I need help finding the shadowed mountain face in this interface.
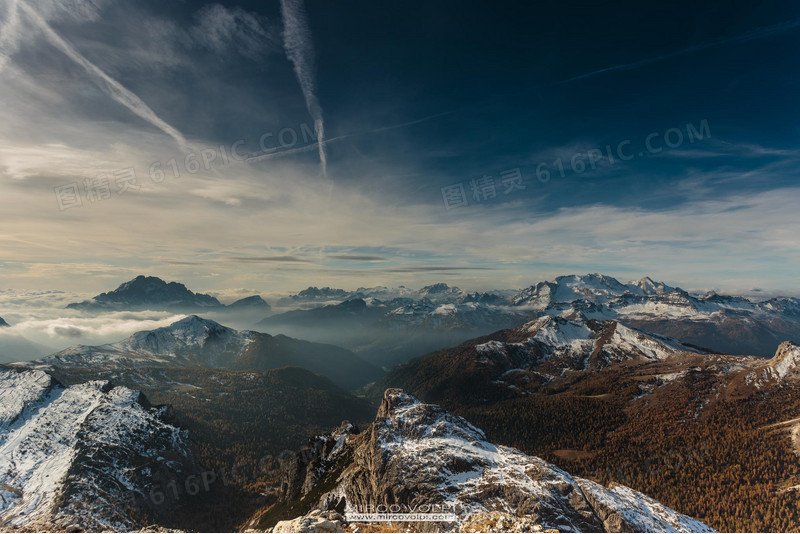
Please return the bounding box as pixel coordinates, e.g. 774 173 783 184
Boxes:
253 389 713 533
25 315 381 390
227 295 271 311
258 296 524 369
67 275 223 311
371 316 800 532
64 276 270 316
0 325 50 364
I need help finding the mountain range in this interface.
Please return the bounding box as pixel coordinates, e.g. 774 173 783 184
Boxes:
4 273 800 531
261 274 800 368
507 274 800 357
59 274 800 367
3 316 380 531
258 294 522 368
22 315 379 390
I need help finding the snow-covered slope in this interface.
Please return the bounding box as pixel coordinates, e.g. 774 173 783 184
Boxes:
477 315 705 374
369 315 715 405
17 315 380 390
508 273 800 323
578 478 713 533
263 389 713 533
0 368 198 531
384 300 519 330
509 274 800 357
511 274 696 314
119 315 250 358
27 315 254 371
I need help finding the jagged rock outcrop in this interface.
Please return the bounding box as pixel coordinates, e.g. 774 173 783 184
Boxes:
0 368 201 532
740 341 800 388
767 341 800 381
259 389 714 533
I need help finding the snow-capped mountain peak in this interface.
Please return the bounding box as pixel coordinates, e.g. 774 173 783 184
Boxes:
470 315 707 387
629 276 676 295
511 274 633 310
26 316 253 371
266 389 714 533
122 315 239 353
512 273 680 309
417 282 465 302
0 368 198 531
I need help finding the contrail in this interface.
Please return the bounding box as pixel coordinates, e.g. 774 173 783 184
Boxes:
17 1 192 153
557 17 800 85
280 0 327 179
240 111 453 165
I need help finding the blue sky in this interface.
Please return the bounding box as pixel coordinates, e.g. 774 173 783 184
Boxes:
1 0 799 294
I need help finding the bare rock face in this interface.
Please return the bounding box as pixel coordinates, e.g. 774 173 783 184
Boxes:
768 341 800 380
278 422 357 504
741 341 800 388
265 388 714 533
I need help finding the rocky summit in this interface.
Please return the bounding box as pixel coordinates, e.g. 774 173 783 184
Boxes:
254 389 714 533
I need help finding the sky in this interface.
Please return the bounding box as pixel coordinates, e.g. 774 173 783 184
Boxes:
1 0 800 296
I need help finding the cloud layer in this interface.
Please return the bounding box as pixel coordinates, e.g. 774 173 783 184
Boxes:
0 0 798 298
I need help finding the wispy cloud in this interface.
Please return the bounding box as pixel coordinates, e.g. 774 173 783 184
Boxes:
240 111 452 165
327 255 387 262
16 1 192 152
378 266 498 273
557 17 800 84
280 0 327 179
0 0 20 71
226 255 311 263
191 4 277 59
